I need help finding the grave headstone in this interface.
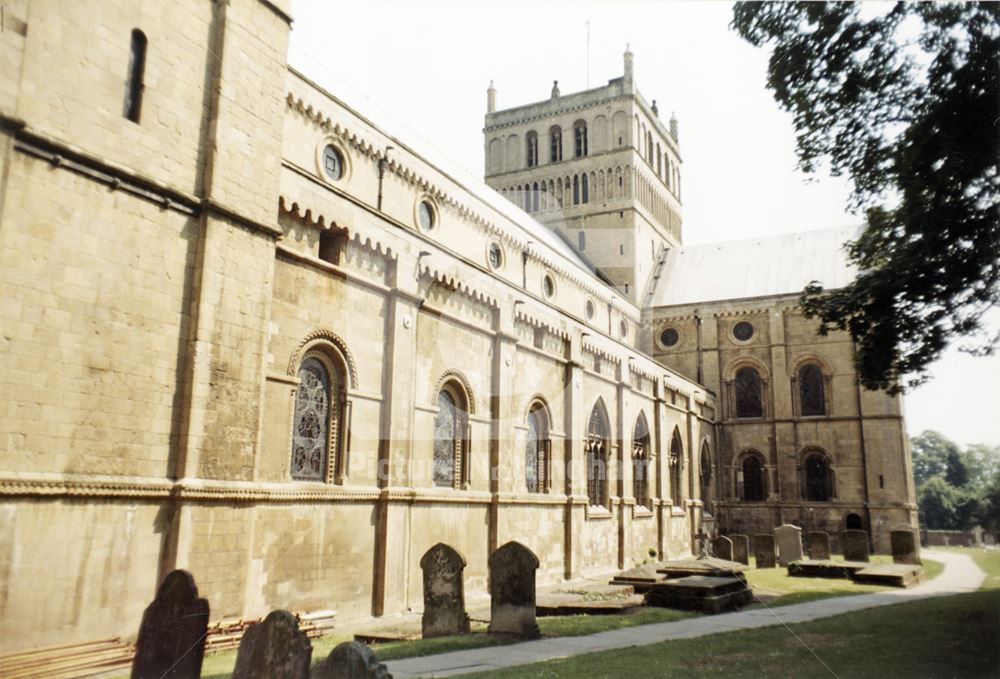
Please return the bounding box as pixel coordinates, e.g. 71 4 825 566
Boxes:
232 610 312 679
730 534 750 566
890 529 922 565
972 525 984 546
420 543 471 638
312 641 392 679
711 535 734 562
842 529 870 563
807 531 831 560
752 534 776 568
130 570 209 679
774 525 804 565
487 541 540 637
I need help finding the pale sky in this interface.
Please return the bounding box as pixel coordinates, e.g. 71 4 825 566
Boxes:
289 0 999 447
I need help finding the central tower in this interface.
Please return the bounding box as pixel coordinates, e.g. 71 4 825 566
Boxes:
484 49 683 303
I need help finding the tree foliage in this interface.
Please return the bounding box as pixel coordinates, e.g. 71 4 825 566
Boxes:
732 2 1000 393
909 430 1000 529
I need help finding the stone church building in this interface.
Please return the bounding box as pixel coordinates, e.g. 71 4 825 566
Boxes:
0 0 916 652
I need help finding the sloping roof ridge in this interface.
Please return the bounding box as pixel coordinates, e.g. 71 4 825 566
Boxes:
677 223 863 252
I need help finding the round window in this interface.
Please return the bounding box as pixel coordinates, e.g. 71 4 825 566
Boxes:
542 274 555 299
620 320 629 338
487 242 504 270
322 145 344 181
585 299 595 320
660 328 679 347
418 200 436 230
733 321 755 342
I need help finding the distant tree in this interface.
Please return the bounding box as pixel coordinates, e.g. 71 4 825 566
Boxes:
944 449 970 488
977 470 1000 531
963 443 1000 491
911 430 960 486
732 3 1000 393
918 476 960 529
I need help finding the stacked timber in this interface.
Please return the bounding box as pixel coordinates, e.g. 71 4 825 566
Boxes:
0 638 133 679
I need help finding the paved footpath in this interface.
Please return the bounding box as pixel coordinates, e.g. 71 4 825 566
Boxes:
385 550 984 678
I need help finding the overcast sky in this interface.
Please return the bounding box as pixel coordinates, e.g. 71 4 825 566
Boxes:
289 0 999 447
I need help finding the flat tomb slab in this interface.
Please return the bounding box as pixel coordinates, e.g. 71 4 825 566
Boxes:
537 599 645 616
852 564 923 588
609 564 669 592
655 558 749 582
787 560 872 579
645 576 754 614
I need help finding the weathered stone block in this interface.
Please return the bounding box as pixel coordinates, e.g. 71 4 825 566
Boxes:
712 535 733 562
730 534 750 566
842 530 870 563
752 534 776 568
131 570 209 679
807 531 831 560
774 524 804 566
420 543 471 638
487 541 539 637
232 610 311 679
890 529 921 565
312 641 392 679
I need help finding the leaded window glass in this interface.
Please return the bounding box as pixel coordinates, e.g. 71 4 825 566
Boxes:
633 416 650 508
434 390 457 487
669 429 683 502
574 121 588 157
700 444 712 510
526 411 540 493
550 127 562 162
292 357 330 480
799 364 826 416
526 132 539 167
587 406 608 507
735 367 763 418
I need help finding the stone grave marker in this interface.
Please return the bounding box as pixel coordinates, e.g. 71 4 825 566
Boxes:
232 610 312 679
487 541 540 637
890 529 922 565
420 543 471 638
711 535 734 562
131 569 210 679
807 531 831 561
774 524 804 565
842 529 870 563
972 525 984 545
752 534 776 568
312 641 392 679
730 534 750 565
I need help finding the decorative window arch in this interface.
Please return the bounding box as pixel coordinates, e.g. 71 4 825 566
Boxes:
526 131 539 168
573 175 580 205
632 413 651 509
737 450 767 501
582 173 589 203
550 126 563 162
573 119 588 157
700 440 713 512
291 348 349 483
525 399 552 493
586 400 610 508
726 359 769 420
791 357 832 417
802 449 836 501
433 379 471 489
669 426 683 504
123 29 147 122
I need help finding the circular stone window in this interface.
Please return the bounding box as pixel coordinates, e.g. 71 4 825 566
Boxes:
417 200 436 230
733 321 755 342
659 327 679 347
585 299 596 320
321 144 345 181
542 274 555 299
487 242 504 270
620 320 629 338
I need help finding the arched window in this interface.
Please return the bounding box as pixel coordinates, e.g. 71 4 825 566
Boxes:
573 175 580 205
798 363 826 416
578 231 586 251
550 126 563 162
734 366 764 418
700 442 713 511
123 29 148 122
434 384 468 489
532 182 540 212
646 132 653 163
526 403 550 493
574 120 588 157
582 174 589 203
669 427 683 504
586 403 609 507
739 453 766 501
291 355 344 481
803 451 835 501
656 144 662 176
632 414 651 509
846 513 863 530
526 131 539 168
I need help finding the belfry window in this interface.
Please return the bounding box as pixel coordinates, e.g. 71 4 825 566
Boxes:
582 174 589 203
574 121 588 157
573 176 580 205
526 132 539 168
586 404 609 508
632 415 651 509
291 356 336 481
798 363 826 416
123 29 147 122
734 366 764 418
550 126 563 162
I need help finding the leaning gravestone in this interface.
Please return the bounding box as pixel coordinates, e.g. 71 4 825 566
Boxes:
890 529 922 565
842 529 871 563
232 610 312 679
131 569 209 679
420 543 471 638
730 534 750 566
711 535 734 562
487 541 540 637
312 641 392 679
774 525 804 565
752 534 776 568
807 531 831 560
